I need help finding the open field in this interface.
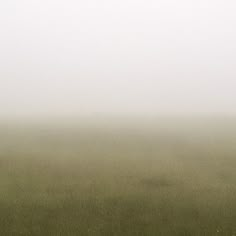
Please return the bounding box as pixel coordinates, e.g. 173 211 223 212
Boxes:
0 119 236 235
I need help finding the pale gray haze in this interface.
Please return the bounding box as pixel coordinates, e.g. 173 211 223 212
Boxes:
1 0 236 118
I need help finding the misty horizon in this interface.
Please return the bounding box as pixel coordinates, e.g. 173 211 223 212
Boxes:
1 0 236 118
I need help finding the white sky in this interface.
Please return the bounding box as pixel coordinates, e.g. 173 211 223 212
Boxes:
0 0 236 118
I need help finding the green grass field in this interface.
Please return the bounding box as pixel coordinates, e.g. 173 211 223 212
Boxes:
0 119 236 235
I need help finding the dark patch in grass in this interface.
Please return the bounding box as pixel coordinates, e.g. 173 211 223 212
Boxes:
140 177 176 189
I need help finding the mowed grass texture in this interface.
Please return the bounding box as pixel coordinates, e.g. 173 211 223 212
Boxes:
0 119 236 235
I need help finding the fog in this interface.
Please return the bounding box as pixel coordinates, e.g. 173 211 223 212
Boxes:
1 0 236 118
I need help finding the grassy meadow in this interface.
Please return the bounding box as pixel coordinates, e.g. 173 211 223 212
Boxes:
0 118 236 235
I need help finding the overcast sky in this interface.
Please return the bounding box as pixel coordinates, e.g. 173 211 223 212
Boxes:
0 0 236 118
